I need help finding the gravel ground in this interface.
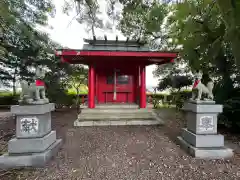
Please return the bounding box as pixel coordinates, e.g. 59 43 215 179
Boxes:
0 108 240 180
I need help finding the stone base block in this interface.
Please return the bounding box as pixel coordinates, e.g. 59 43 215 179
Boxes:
186 112 218 135
8 131 56 154
188 100 216 104
183 101 223 113
11 103 55 115
182 128 224 148
177 136 233 159
0 139 62 169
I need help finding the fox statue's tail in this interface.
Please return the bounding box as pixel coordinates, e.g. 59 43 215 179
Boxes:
207 81 214 92
20 80 29 94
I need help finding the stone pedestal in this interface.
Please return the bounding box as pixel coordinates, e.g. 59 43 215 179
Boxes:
0 103 62 169
177 100 233 159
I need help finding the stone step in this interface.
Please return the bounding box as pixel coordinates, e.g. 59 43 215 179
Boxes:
79 113 155 120
94 104 139 109
74 119 161 126
81 108 151 114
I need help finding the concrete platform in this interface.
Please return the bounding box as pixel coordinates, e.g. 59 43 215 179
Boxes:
0 139 62 169
177 136 233 159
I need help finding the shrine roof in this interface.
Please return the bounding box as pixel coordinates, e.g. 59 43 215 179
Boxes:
82 35 149 52
55 35 179 65
84 35 146 46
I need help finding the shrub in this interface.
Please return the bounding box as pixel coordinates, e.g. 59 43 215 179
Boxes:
147 93 168 108
218 96 240 132
171 90 192 109
0 92 20 106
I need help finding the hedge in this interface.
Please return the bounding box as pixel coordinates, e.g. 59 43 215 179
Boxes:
0 91 87 107
0 92 20 106
147 90 192 109
0 90 192 108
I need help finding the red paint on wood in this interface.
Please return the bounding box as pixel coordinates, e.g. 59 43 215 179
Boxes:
88 66 95 108
61 56 66 63
95 63 137 104
57 49 177 108
140 66 146 108
82 96 84 104
58 50 178 58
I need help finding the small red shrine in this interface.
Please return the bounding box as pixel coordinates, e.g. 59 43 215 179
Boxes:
55 36 178 109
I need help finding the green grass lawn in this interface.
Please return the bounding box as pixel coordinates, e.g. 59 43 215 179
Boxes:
67 84 88 95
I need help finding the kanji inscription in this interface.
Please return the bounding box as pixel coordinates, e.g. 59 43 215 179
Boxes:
199 116 214 132
20 117 39 134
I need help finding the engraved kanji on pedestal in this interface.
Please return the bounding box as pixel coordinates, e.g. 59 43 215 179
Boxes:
199 116 214 132
20 117 39 135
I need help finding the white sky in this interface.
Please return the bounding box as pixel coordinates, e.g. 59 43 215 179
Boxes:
44 0 159 90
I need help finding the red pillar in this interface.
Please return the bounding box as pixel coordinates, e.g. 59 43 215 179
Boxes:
140 65 146 108
136 66 139 106
88 65 95 108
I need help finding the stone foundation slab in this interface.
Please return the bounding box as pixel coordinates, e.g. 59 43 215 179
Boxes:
8 131 56 154
0 139 62 169
182 128 224 148
177 136 233 159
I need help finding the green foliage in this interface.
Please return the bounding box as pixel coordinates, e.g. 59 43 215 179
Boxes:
0 0 56 91
148 92 166 108
217 0 240 69
63 0 104 36
158 75 192 92
60 64 88 112
119 0 170 49
0 92 19 105
0 90 87 108
171 90 192 109
118 0 240 130
218 89 240 132
147 90 192 109
155 60 193 92
167 0 240 129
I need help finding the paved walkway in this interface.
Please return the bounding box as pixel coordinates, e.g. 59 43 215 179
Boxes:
1 109 240 180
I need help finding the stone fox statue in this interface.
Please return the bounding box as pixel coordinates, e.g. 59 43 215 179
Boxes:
191 71 214 101
19 67 49 104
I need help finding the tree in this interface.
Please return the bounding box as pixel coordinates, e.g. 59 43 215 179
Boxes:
66 65 88 113
165 0 240 128
216 0 240 69
0 0 55 93
119 0 171 49
63 0 104 36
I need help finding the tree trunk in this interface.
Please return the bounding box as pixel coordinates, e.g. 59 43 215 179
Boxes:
76 89 80 114
12 68 17 96
91 25 95 37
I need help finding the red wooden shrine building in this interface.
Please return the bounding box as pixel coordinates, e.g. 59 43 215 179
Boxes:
55 36 178 109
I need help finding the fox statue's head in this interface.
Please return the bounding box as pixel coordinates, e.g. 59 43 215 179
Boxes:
194 70 203 81
35 66 46 79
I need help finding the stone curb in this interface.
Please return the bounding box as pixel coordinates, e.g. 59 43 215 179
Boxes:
74 120 160 127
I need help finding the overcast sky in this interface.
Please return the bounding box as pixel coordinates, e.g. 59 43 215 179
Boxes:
44 0 159 90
